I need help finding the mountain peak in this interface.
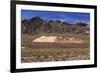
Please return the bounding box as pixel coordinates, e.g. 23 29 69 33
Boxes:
30 16 43 22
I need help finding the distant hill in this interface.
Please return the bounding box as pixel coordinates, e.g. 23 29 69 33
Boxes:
21 16 89 35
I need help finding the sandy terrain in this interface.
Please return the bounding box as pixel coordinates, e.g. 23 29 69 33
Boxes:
32 35 84 43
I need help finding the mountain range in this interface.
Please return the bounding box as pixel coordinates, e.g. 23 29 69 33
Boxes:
21 16 89 35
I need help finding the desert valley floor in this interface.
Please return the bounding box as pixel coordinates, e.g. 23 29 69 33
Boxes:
21 33 90 63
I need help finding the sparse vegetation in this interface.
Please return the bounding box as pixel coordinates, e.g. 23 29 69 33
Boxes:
21 16 90 63
21 33 90 63
21 48 89 63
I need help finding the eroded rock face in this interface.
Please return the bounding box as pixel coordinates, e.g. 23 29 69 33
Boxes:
22 16 89 35
32 35 84 43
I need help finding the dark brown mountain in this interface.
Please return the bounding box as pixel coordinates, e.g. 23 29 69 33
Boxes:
21 16 89 35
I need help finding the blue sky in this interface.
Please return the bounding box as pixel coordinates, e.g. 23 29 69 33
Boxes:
21 10 90 24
